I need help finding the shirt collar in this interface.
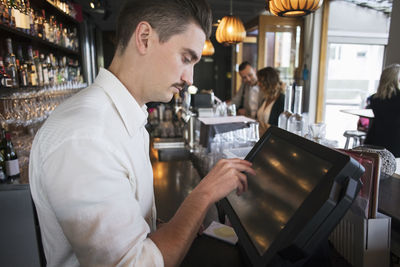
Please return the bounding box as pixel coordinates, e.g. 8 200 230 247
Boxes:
93 68 148 137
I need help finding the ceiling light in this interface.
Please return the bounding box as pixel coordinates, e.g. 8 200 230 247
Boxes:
202 40 215 56
216 16 246 45
266 0 323 17
215 0 246 45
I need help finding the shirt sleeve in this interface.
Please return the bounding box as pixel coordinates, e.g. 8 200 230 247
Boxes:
231 84 245 108
42 137 164 267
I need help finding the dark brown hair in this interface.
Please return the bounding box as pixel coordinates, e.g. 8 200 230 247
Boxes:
239 61 252 71
257 67 283 100
116 0 212 53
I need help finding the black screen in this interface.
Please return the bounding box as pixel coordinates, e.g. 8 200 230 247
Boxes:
227 134 333 256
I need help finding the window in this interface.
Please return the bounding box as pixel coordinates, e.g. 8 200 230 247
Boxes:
324 43 384 146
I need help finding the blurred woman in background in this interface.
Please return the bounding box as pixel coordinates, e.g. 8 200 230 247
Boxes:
364 64 400 157
256 67 285 135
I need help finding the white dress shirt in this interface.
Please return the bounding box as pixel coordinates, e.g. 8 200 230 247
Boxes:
29 68 164 267
231 83 261 118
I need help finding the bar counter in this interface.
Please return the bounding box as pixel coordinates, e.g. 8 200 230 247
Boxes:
151 139 400 266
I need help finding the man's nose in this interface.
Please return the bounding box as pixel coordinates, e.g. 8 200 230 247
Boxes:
181 66 194 86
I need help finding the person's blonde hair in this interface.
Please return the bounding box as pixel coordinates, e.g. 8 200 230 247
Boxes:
374 64 400 100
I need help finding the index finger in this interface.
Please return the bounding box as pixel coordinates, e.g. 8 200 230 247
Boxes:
230 161 256 176
225 158 253 166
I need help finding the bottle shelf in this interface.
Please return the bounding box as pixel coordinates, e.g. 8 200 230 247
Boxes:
0 24 79 56
44 0 79 25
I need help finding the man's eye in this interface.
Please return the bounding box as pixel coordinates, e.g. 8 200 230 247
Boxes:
183 57 191 63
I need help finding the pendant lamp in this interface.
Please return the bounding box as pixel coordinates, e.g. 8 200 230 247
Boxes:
215 0 246 45
267 0 323 17
202 40 215 56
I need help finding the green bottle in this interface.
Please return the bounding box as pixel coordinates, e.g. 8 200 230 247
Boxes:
4 132 20 184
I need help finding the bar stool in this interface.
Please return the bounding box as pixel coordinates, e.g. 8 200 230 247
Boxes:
343 130 366 149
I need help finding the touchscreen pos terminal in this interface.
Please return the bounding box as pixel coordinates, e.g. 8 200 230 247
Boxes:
220 126 364 267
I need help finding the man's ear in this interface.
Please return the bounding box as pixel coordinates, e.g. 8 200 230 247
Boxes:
134 21 153 55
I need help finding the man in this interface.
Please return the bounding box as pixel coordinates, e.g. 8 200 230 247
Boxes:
29 0 254 266
230 61 262 118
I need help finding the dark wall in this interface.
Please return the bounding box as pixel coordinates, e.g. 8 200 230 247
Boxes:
193 35 232 101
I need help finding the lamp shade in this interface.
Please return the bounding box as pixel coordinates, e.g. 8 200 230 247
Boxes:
267 0 323 17
202 40 215 56
215 15 246 45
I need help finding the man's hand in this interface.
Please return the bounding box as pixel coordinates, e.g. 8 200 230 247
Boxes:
150 158 255 267
194 158 255 204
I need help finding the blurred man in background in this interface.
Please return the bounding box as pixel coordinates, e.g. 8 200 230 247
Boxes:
230 61 262 118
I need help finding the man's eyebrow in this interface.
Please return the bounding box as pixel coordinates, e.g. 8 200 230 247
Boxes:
182 48 199 62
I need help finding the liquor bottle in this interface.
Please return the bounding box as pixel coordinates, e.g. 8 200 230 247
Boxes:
16 45 27 87
2 0 10 26
20 0 29 33
41 53 49 85
288 86 306 136
77 66 82 84
53 18 58 44
55 56 62 84
33 10 39 37
49 54 56 85
4 132 20 184
34 50 43 86
0 57 13 88
5 38 19 88
68 57 76 82
278 84 293 130
37 11 43 39
20 62 28 87
27 0 34 35
58 56 66 83
48 15 55 42
54 55 59 85
13 0 22 30
52 19 58 44
42 9 49 41
27 46 37 86
62 56 68 82
46 55 54 86
59 23 64 47
7 0 16 28
16 44 23 62
70 27 78 50
17 59 28 87
55 23 61 45
63 27 68 48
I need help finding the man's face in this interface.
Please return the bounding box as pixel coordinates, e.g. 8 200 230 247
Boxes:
143 23 205 103
239 65 257 86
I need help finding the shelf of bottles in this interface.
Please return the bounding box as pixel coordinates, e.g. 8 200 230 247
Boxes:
0 0 80 53
46 0 79 22
0 37 86 184
1 37 85 91
0 0 85 184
